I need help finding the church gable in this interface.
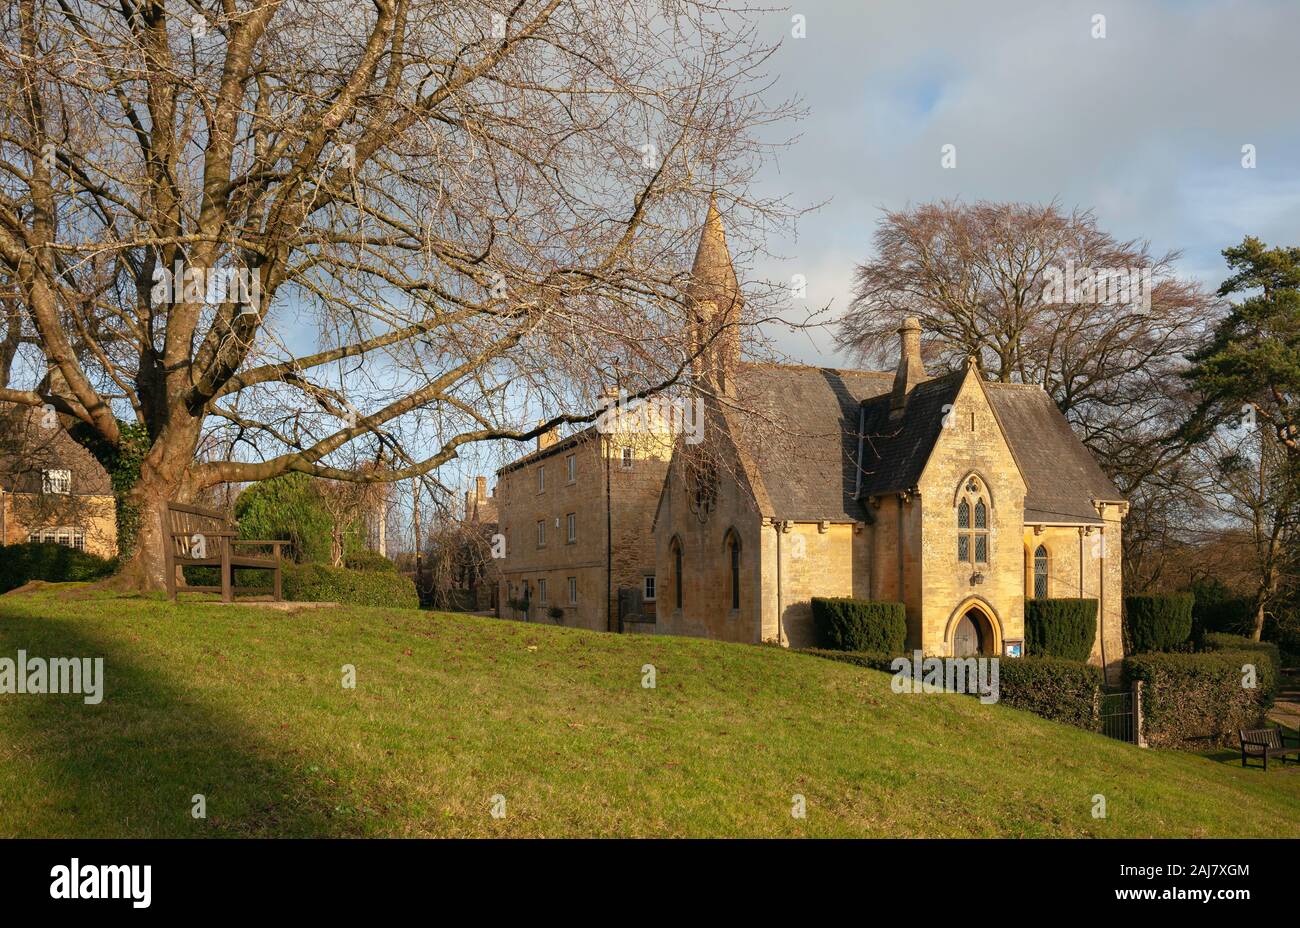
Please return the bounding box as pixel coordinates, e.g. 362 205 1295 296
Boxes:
915 366 1029 506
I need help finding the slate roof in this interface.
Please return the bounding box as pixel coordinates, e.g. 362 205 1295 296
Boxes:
984 382 1124 523
855 372 965 499
722 366 1124 525
720 364 893 521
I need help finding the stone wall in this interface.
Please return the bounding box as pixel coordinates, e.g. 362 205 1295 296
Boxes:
759 521 869 648
866 494 923 647
1023 513 1125 681
495 422 670 633
654 447 763 643
2 491 118 559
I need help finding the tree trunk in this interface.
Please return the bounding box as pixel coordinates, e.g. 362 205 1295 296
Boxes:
106 424 203 592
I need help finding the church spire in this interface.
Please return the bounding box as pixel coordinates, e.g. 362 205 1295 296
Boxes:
687 191 741 394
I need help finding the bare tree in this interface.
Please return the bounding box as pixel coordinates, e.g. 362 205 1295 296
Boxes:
837 200 1220 585
315 457 387 564
1188 426 1299 641
0 0 798 588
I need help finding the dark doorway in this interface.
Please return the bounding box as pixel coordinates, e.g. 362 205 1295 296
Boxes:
953 612 983 656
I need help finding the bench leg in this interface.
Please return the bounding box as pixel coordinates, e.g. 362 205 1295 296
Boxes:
220 543 232 604
273 566 282 602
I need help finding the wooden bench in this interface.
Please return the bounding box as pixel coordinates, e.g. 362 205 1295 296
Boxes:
1239 726 1300 771
162 501 285 603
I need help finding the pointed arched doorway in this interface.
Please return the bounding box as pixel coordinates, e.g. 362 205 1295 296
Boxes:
953 612 982 656
945 600 1001 657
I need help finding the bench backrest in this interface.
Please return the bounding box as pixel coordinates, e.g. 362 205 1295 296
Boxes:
164 502 233 558
1241 728 1282 749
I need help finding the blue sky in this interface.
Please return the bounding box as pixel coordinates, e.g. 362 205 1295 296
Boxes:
741 0 1300 365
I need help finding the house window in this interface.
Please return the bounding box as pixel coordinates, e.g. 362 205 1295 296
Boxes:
566 512 576 543
727 533 741 610
29 527 83 548
536 520 546 547
1033 545 1049 599
566 454 576 483
42 469 71 495
567 577 577 604
538 578 548 603
957 478 990 564
644 576 656 601
672 539 683 609
621 447 633 469
538 465 545 492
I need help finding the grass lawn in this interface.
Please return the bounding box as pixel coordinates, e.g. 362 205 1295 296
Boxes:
1 584 1297 838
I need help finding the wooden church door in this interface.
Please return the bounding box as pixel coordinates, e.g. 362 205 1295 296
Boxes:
953 614 981 656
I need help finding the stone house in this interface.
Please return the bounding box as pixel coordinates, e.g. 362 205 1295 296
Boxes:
0 404 118 558
493 413 674 632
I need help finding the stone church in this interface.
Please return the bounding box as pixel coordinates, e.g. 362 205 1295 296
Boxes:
495 196 1128 679
654 197 1128 677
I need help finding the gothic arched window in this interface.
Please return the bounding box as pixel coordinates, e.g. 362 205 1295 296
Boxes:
724 530 741 610
672 538 684 609
1033 544 1049 599
957 478 990 564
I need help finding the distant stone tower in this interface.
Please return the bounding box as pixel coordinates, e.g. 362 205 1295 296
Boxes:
686 192 742 396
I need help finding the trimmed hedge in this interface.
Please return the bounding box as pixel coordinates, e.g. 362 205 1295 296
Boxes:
344 551 397 573
1024 598 1097 660
282 562 418 609
997 657 1104 731
1125 650 1276 749
811 597 907 652
1201 633 1281 703
1124 593 1194 653
0 542 116 593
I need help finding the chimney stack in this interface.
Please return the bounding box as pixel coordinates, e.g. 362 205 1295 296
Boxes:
890 317 927 413
466 475 490 521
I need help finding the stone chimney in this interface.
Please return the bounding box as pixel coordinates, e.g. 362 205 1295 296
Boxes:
476 475 487 501
536 421 558 451
890 317 926 412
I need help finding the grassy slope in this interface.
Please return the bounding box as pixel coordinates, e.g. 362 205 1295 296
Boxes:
0 586 1296 838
